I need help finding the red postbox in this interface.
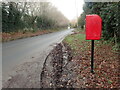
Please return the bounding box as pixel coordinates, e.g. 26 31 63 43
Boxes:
85 14 102 73
86 15 102 40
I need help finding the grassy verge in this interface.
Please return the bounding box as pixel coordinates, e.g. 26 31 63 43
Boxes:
63 29 119 88
1 28 66 42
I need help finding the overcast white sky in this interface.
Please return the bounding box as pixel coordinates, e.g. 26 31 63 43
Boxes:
51 0 85 21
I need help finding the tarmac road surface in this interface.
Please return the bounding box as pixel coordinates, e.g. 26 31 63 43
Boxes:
2 29 74 82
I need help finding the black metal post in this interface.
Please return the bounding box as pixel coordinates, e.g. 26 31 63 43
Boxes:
91 40 94 73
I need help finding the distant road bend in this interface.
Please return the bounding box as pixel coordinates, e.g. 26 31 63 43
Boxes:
2 29 74 81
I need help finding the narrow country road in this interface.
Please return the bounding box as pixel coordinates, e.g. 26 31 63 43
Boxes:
2 29 74 82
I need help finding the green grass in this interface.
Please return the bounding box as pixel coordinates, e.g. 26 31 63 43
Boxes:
64 34 85 44
63 32 86 52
